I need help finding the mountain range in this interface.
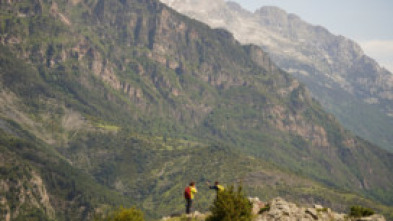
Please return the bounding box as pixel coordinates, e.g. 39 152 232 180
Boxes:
1 0 393 220
160 0 393 152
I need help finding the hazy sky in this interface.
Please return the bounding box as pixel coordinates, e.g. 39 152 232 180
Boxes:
228 0 393 72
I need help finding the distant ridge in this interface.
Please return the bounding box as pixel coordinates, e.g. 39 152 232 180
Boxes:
160 0 393 152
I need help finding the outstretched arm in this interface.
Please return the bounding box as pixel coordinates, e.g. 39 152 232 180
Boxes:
209 186 218 190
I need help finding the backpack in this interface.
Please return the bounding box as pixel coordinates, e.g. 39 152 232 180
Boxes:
184 186 191 199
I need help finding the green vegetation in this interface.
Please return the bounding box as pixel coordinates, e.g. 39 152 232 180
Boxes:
207 185 253 221
316 207 328 213
97 207 145 221
0 130 132 221
162 216 205 221
349 206 375 218
258 204 270 214
306 77 393 152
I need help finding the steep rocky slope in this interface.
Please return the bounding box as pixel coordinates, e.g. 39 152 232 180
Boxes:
160 0 393 152
1 0 393 220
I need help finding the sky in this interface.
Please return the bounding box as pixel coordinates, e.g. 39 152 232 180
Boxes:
228 0 393 72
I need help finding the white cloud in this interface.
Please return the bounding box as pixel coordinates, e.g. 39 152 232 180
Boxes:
359 40 393 73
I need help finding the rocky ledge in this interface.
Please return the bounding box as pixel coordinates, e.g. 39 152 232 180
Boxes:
163 197 386 221
253 197 385 221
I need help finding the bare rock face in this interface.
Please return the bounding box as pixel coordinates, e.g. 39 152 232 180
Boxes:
0 169 55 221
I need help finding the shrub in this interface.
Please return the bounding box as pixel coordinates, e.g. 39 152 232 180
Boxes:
316 207 328 213
349 205 374 218
206 185 252 221
163 216 201 221
258 204 270 214
98 207 144 221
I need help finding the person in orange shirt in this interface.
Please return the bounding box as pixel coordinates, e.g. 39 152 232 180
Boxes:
184 181 197 214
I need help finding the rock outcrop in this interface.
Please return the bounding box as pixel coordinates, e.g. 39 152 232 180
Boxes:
253 197 386 221
161 197 386 221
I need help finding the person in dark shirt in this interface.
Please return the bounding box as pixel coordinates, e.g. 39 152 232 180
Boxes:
207 181 224 196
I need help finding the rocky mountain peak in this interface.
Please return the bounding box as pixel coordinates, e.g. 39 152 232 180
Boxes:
162 0 226 13
226 1 251 15
254 6 288 19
